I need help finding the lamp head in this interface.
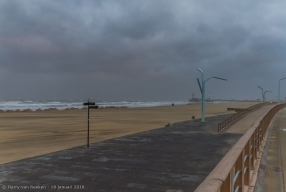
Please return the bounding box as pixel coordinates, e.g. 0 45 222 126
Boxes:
213 76 227 81
197 68 203 73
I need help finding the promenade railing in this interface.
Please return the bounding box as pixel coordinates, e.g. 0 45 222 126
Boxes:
218 103 265 132
195 103 286 192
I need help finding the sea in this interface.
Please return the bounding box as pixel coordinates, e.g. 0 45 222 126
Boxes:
0 100 190 111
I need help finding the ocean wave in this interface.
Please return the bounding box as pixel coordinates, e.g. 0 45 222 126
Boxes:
0 100 188 111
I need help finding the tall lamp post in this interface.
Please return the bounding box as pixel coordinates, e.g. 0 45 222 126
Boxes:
257 86 264 103
278 77 286 104
197 68 227 122
263 91 272 103
257 86 272 103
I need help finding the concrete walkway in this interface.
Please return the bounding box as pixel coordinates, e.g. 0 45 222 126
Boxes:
0 114 244 192
227 105 274 134
0 105 277 192
255 108 286 192
278 109 286 192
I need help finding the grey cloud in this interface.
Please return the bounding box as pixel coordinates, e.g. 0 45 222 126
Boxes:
0 0 286 100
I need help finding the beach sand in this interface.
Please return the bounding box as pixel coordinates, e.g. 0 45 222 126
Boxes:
0 102 257 164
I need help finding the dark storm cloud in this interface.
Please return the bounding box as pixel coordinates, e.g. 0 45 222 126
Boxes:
0 0 286 100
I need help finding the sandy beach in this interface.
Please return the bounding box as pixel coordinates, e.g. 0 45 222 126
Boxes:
0 102 257 164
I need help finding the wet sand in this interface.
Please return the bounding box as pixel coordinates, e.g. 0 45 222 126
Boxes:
0 102 257 164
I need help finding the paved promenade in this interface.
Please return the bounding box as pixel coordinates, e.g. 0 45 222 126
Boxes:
255 108 286 192
0 104 278 192
226 105 274 134
0 114 244 192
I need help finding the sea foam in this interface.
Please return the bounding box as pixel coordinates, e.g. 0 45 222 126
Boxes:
0 100 188 111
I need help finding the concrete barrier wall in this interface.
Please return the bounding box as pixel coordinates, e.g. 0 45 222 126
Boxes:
195 104 286 192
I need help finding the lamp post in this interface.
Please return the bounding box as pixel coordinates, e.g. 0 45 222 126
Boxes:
278 77 286 104
257 86 264 103
197 68 227 122
263 91 272 103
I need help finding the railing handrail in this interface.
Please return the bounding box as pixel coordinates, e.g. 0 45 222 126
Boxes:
196 104 286 192
218 103 266 132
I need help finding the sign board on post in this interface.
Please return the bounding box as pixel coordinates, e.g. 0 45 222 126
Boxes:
83 99 97 148
83 102 95 106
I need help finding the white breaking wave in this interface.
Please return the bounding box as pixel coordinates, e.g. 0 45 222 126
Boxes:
0 100 188 111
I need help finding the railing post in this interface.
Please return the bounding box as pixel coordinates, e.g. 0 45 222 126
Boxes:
231 167 235 192
250 134 254 170
244 141 250 186
258 124 262 154
254 129 258 160
263 120 267 140
234 151 244 192
221 173 231 192
257 127 260 158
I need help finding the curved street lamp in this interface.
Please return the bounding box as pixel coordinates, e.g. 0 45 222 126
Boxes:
257 86 272 103
263 91 272 103
278 77 286 104
197 68 227 122
257 86 264 103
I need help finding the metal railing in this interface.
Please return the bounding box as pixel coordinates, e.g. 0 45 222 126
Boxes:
195 103 286 192
218 103 265 132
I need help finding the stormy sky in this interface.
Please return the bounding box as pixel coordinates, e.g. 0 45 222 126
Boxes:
0 0 286 101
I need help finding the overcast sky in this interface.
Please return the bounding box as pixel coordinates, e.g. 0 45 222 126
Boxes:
0 0 286 101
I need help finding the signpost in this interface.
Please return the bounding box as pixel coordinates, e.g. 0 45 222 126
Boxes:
83 99 97 148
